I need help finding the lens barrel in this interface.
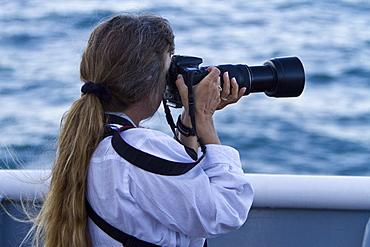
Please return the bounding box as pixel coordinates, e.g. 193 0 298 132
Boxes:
217 56 305 97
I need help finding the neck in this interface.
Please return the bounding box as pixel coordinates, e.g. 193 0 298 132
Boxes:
123 100 156 126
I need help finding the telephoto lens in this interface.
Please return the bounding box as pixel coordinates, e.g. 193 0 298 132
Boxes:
217 56 305 97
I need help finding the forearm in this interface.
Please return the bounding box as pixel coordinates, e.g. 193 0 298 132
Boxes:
194 111 220 145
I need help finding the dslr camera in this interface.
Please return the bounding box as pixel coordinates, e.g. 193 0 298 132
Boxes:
164 55 305 108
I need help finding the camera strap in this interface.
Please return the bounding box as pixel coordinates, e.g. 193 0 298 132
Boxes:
184 71 207 156
86 199 159 247
87 196 207 246
163 100 199 161
86 114 208 246
162 70 207 162
105 114 204 175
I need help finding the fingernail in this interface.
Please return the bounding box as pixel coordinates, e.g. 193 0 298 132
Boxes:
225 71 229 77
232 77 237 83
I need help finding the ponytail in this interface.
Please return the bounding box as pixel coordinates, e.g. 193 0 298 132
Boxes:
33 94 104 247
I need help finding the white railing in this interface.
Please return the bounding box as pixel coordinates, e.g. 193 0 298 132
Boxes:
246 173 370 210
1 170 370 210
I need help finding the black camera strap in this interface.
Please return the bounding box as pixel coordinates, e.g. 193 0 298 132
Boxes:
162 70 207 162
86 114 210 246
86 199 159 247
163 100 198 161
105 114 203 175
87 114 208 246
87 198 207 247
184 71 207 156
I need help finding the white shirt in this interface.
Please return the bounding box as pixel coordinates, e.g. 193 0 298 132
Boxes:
87 114 254 247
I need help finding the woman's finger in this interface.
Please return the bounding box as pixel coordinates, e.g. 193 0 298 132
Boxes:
221 72 231 100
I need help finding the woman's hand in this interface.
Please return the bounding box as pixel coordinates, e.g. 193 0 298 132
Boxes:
176 67 221 113
193 67 223 118
175 67 222 145
175 66 221 122
217 72 246 110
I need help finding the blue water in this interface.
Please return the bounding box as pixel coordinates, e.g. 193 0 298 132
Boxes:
1 0 369 175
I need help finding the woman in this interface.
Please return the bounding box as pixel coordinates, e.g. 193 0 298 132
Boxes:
32 13 254 247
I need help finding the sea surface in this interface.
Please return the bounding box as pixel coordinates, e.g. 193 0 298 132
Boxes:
0 0 369 175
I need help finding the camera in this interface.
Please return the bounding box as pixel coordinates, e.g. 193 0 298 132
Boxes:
164 55 305 108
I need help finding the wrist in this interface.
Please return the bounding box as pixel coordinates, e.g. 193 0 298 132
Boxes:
180 111 192 128
177 115 196 137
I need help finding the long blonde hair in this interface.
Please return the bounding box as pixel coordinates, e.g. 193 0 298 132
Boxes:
31 13 174 247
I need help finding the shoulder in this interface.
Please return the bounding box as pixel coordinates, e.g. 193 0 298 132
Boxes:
120 128 194 163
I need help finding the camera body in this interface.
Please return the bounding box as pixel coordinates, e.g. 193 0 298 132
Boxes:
164 55 305 108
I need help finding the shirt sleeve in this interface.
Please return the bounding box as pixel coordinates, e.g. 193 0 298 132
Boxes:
126 131 254 238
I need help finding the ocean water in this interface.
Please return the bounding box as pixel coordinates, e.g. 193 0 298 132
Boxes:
0 0 369 175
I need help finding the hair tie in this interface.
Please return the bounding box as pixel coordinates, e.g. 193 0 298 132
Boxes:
81 81 111 100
